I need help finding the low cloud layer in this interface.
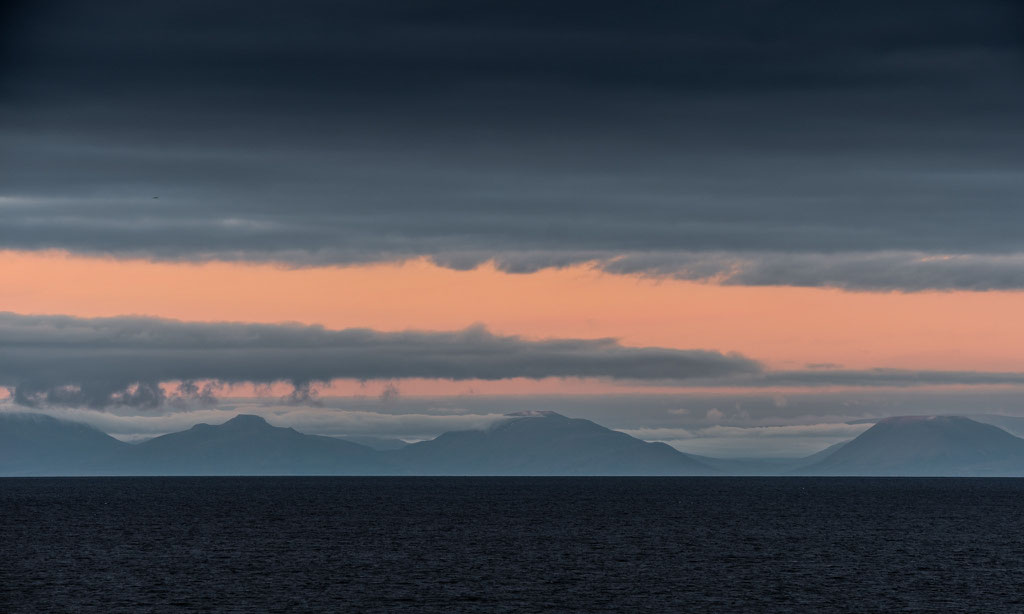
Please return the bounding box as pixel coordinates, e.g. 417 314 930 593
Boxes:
623 423 875 442
622 423 874 458
0 312 759 408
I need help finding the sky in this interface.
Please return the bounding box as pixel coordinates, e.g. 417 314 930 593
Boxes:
2 1 1024 456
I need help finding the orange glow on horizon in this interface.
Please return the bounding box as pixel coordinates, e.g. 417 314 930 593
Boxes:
3 250 1024 382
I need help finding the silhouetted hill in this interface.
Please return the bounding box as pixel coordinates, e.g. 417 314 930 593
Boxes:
0 413 129 476
395 411 713 475
802 416 1024 476
128 414 395 475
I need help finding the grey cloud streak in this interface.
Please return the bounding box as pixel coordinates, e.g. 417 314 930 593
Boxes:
729 370 1024 388
598 251 1024 291
2 1 1023 290
0 312 759 409
4 312 1024 411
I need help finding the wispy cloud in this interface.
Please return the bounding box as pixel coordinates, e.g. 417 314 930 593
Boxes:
623 423 873 458
623 423 872 442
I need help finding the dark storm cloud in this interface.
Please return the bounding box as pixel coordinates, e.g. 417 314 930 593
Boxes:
0 312 760 408
2 1 1023 289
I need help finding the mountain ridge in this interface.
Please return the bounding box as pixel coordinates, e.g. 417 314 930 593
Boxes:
0 412 129 476
4 411 1024 476
125 414 394 475
802 415 1024 476
395 411 713 475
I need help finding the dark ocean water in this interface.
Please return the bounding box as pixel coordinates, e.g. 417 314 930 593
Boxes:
3 477 1024 613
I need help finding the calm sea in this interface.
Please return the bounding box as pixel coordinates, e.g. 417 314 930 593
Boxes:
3 477 1024 613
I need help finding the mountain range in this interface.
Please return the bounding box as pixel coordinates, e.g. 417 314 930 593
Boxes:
5 410 1024 476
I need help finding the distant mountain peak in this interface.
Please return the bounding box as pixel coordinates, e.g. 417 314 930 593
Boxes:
504 410 566 418
221 414 272 427
803 414 1024 476
399 408 710 475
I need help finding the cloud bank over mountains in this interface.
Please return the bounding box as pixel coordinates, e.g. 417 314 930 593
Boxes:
5 312 1024 411
0 312 760 408
3 1 1023 290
